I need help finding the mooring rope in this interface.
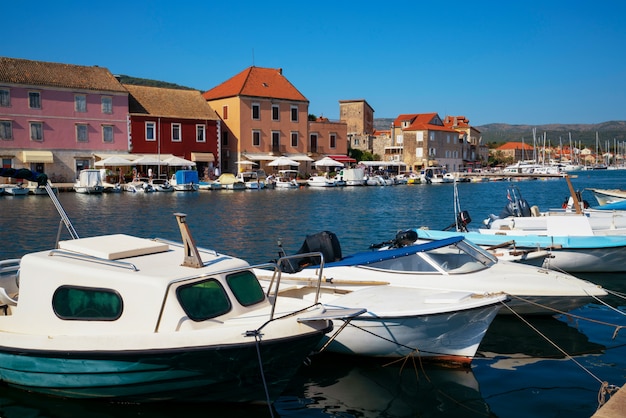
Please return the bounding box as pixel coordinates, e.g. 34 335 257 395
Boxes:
251 329 275 418
500 301 621 409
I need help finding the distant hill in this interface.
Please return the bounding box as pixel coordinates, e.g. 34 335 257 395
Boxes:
374 119 626 149
116 75 198 91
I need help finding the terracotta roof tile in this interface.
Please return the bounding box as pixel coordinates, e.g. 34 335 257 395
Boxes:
394 112 457 133
497 142 535 150
203 66 308 102
0 56 127 92
125 84 219 120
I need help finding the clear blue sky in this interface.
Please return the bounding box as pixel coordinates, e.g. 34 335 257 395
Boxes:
4 1 625 126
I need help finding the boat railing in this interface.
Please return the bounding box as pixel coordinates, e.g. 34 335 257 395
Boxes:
47 249 139 271
264 252 326 305
0 259 20 277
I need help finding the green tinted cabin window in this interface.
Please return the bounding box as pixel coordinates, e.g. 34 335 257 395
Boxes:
177 279 231 321
53 286 122 321
226 271 265 306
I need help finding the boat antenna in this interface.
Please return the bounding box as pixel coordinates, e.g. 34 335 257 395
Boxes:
174 213 203 268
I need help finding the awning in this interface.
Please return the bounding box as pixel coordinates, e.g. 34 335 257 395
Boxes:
328 154 356 163
241 153 275 161
21 150 54 163
285 153 314 162
191 152 215 162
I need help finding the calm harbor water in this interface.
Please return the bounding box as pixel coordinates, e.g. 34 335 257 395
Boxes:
0 170 625 417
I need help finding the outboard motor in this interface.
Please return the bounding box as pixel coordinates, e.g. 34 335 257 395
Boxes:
443 210 472 232
392 229 418 247
280 231 342 273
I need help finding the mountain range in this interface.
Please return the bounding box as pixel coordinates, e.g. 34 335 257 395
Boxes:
374 119 626 149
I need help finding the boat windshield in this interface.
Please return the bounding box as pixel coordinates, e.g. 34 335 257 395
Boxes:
422 239 496 273
363 239 496 274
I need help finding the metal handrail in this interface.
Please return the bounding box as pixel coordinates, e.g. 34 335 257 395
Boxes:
47 249 138 271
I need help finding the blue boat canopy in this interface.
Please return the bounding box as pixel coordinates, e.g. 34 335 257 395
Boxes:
325 236 464 267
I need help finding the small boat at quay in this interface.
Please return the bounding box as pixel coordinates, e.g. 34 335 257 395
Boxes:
587 187 626 206
260 271 506 363
274 170 300 189
0 169 363 404
1 183 29 195
307 174 336 187
483 181 626 236
264 231 607 316
123 179 155 193
420 166 454 184
236 171 266 189
170 170 199 191
215 173 246 190
409 228 626 273
73 169 104 194
151 178 174 192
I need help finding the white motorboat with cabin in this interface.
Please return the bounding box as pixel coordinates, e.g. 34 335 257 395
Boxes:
73 169 104 194
0 168 363 404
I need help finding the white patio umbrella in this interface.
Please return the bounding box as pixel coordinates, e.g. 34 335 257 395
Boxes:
163 155 196 167
131 155 169 166
94 156 135 167
268 156 300 167
235 160 258 166
314 157 344 168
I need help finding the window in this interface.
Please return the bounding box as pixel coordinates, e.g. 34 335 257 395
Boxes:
0 89 10 107
310 133 318 152
290 132 298 147
0 121 12 140
177 279 231 321
272 131 280 150
76 124 88 142
2 158 12 168
226 271 265 306
28 91 41 109
172 123 181 142
272 104 279 121
53 286 123 321
252 130 261 146
30 122 43 141
75 159 91 171
75 95 87 112
102 125 113 143
222 131 228 146
222 105 228 120
252 103 260 120
290 106 298 122
146 122 155 141
330 133 337 148
196 124 206 142
101 96 112 114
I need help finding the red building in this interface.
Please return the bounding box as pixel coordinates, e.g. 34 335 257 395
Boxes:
125 84 220 176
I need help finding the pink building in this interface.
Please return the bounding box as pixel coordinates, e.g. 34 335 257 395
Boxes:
0 57 129 182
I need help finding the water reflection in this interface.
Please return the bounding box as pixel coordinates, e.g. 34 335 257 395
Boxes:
275 354 491 418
